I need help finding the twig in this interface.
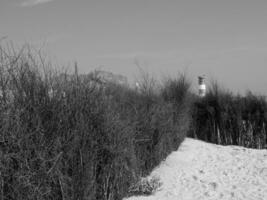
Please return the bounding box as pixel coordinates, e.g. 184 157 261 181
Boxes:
0 171 3 200
58 176 66 200
47 152 63 175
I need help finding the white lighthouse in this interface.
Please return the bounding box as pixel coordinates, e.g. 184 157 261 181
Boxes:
198 76 206 97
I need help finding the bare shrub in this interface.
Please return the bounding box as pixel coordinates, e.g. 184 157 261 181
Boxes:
0 44 192 200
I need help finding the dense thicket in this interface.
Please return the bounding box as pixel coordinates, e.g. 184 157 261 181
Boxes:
191 82 267 149
0 45 191 200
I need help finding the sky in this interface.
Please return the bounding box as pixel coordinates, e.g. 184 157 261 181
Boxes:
1 0 267 94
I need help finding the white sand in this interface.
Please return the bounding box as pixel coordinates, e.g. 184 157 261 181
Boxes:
126 138 267 200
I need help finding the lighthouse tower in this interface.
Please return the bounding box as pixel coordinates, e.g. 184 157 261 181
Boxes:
198 76 206 97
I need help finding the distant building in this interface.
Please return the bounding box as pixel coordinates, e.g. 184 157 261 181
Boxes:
94 70 128 85
198 76 206 97
57 70 128 86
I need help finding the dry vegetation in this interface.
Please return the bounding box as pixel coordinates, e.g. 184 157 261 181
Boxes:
0 45 190 200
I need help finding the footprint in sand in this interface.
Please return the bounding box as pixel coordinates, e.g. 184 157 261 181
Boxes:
209 182 217 190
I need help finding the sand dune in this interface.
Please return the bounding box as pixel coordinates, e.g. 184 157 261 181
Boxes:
126 138 267 200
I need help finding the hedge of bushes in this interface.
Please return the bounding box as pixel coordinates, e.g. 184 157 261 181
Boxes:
191 82 267 149
0 45 191 200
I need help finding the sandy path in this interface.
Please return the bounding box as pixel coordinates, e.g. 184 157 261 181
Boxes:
125 138 267 200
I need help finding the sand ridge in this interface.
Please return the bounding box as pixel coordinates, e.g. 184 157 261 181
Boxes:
126 138 267 200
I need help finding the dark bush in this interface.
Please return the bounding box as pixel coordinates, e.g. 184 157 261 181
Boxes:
192 81 267 149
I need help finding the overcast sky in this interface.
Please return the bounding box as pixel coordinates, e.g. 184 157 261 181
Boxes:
1 0 267 94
